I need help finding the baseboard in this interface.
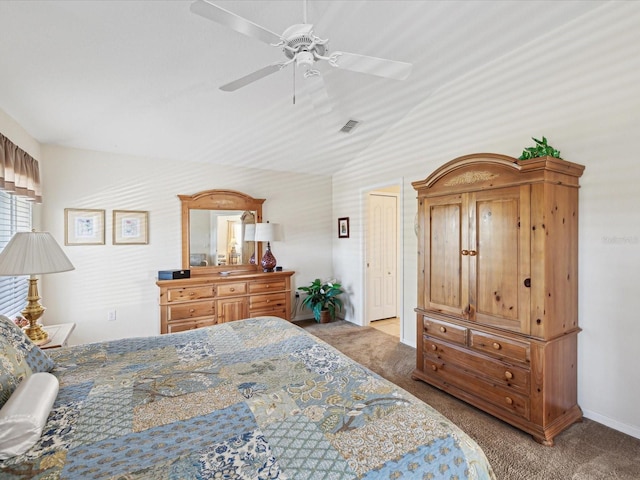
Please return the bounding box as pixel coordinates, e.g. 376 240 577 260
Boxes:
582 408 640 440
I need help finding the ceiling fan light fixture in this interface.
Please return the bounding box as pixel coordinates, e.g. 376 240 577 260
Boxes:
296 51 315 67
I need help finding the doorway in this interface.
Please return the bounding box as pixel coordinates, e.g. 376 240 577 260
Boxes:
365 186 401 338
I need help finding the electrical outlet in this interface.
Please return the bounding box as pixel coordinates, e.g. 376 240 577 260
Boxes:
107 310 117 321
295 292 300 298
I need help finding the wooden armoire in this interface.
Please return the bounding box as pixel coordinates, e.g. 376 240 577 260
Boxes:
411 153 585 445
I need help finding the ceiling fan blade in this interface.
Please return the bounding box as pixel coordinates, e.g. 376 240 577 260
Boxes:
220 63 286 92
190 0 282 46
305 73 344 130
329 51 413 80
306 73 332 116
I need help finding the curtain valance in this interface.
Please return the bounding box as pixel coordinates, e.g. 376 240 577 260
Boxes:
0 133 41 203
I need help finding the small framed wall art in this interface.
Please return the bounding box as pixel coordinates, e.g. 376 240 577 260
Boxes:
65 208 106 245
338 217 350 238
113 210 149 245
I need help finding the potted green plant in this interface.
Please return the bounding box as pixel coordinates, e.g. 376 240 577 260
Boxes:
518 136 561 160
298 278 344 323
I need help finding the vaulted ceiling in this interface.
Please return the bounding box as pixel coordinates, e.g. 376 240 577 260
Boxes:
0 0 606 176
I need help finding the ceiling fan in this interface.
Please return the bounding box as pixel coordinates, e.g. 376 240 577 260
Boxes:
189 0 413 94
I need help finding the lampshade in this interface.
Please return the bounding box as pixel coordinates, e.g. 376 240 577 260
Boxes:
254 223 280 242
0 231 74 345
0 231 75 276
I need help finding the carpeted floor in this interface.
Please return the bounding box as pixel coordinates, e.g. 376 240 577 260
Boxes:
297 319 640 480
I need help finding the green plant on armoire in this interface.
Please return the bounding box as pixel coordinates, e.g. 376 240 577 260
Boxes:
518 136 561 160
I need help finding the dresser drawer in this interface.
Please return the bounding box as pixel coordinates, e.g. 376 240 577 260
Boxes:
250 292 286 311
217 282 247 297
423 336 530 393
249 280 286 294
469 330 530 365
166 286 214 302
168 301 215 320
422 316 467 346
166 317 217 334
422 357 530 420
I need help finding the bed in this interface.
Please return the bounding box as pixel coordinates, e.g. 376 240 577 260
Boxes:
1 316 495 479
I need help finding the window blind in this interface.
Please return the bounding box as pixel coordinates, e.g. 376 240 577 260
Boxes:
0 190 32 318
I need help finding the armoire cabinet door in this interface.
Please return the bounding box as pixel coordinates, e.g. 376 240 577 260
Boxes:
424 194 468 317
471 186 531 333
424 186 530 333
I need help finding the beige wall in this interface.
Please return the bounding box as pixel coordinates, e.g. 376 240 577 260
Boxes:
36 145 333 344
331 2 640 438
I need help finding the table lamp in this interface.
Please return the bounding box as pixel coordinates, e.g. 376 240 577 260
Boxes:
254 222 280 272
0 231 74 344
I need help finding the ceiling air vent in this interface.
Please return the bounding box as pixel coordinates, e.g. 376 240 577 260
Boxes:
339 119 361 134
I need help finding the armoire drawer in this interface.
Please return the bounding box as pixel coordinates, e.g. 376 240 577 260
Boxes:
422 316 467 346
217 282 247 297
422 357 530 420
423 336 530 393
166 285 214 302
469 330 530 365
168 301 215 320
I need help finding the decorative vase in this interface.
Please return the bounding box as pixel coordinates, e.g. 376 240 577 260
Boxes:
319 310 331 324
261 245 276 272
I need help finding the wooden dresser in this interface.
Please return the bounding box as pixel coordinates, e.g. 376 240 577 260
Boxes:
157 270 294 334
412 153 584 445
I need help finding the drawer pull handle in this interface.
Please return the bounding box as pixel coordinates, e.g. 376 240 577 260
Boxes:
431 344 437 351
431 364 438 371
189 309 195 313
505 396 513 405
504 371 513 380
440 326 447 333
492 342 501 350
266 299 270 303
461 249 469 256
189 292 195 296
469 250 477 256
229 288 235 292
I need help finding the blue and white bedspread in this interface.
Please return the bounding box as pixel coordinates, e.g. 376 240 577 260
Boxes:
1 316 495 479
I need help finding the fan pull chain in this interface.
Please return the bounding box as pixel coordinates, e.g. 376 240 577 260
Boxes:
292 64 296 105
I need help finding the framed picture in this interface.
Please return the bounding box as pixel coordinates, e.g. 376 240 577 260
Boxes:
65 208 105 245
338 217 350 238
113 210 149 245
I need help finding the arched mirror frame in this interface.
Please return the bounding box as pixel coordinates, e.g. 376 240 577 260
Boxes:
180 189 264 275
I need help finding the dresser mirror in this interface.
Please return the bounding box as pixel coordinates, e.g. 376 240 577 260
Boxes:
180 189 264 274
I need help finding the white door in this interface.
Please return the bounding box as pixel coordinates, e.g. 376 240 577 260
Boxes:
366 193 398 321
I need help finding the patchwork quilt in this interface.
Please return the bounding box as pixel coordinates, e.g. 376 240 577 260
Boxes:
0 316 495 479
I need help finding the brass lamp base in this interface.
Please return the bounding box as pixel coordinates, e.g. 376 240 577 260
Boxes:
21 276 50 346
23 324 51 346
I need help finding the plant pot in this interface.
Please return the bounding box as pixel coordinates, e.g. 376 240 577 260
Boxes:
319 310 332 324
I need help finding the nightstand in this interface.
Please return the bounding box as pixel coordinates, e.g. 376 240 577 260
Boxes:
40 323 76 349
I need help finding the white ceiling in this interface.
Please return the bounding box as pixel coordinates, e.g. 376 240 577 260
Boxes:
0 0 607 176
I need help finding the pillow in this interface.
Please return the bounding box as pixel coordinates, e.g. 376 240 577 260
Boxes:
0 315 55 409
0 372 59 459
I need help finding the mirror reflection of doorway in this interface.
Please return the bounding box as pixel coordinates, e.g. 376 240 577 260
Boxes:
365 186 400 338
